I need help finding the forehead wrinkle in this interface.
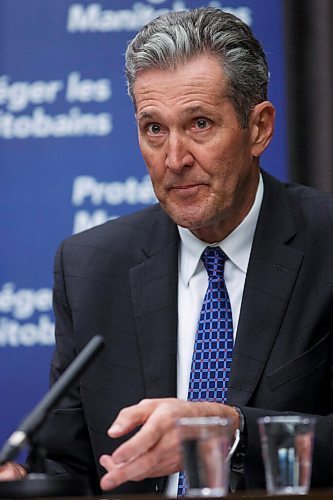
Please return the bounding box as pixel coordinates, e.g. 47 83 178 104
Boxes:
136 75 222 100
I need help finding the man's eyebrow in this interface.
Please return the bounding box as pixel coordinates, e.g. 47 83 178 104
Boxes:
137 111 155 121
181 105 206 116
136 105 211 122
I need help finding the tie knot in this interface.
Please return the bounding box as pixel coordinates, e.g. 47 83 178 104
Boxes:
201 246 227 279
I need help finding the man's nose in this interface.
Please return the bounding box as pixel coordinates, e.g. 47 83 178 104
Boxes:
165 133 194 171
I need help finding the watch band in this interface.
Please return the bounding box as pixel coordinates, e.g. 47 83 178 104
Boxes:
230 406 247 472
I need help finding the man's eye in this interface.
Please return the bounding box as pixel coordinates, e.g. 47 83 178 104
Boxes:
147 123 161 134
196 118 209 129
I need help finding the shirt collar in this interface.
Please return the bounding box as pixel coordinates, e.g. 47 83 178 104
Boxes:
178 173 264 287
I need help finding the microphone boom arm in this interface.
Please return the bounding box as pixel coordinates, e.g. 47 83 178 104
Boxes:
0 335 104 465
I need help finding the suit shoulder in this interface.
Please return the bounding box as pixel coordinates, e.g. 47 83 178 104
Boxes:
284 181 333 225
57 204 174 256
259 171 333 243
285 180 333 204
263 170 333 216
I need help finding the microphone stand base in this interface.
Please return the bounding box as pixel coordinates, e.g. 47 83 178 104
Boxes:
0 473 92 498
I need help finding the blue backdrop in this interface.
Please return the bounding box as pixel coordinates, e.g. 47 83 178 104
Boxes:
0 0 287 456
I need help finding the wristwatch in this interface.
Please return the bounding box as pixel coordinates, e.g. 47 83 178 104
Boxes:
229 406 248 491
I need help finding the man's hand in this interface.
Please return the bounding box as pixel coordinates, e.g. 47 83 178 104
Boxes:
0 462 27 481
99 398 239 491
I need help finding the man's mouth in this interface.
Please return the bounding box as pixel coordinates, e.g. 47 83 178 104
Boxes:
169 184 203 196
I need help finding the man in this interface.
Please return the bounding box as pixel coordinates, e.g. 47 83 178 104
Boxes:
1 6 333 495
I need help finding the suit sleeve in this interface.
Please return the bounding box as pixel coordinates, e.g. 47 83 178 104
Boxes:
29 242 101 494
241 398 333 489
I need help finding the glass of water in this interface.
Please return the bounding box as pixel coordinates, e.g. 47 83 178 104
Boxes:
177 416 232 497
258 416 316 495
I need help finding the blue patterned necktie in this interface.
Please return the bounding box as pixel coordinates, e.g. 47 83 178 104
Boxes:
177 246 234 496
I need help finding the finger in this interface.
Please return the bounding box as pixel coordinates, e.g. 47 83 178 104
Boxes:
99 454 117 471
99 455 124 492
0 463 26 481
111 402 176 464
108 399 158 437
0 467 17 481
100 438 180 491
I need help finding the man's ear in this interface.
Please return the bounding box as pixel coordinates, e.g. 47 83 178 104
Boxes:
250 101 275 158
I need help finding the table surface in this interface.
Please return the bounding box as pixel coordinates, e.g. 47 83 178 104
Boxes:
2 492 333 499
21 492 333 500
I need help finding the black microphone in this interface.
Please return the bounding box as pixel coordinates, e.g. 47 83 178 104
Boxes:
0 335 104 465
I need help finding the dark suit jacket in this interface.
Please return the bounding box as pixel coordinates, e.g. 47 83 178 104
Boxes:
37 170 333 494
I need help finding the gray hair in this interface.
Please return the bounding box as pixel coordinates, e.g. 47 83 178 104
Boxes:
125 7 269 128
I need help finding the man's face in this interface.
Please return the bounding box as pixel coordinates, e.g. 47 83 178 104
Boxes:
134 54 273 242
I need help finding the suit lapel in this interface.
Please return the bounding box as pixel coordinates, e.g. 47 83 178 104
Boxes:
129 209 179 400
228 172 304 406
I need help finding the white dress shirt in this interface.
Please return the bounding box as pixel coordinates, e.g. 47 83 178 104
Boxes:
166 174 263 496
